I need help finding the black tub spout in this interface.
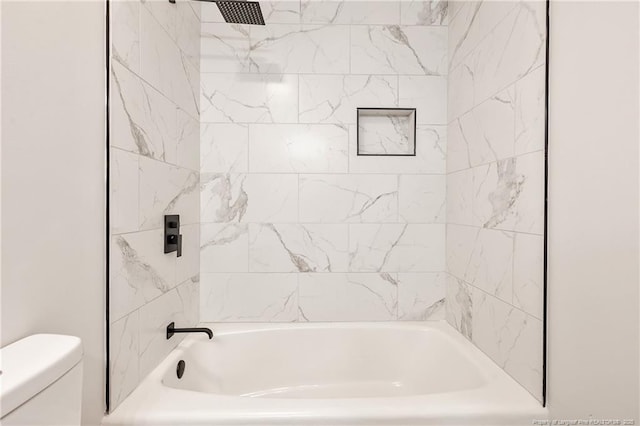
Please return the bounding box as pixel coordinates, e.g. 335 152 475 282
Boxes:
166 322 213 340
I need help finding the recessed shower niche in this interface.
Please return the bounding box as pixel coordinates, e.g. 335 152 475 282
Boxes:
357 108 417 156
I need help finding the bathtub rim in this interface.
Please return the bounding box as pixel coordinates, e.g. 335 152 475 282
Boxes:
103 320 548 426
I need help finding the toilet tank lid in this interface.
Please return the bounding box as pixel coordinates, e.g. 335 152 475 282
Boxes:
0 334 83 418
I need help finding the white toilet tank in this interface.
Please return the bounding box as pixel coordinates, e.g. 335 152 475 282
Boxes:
0 334 83 425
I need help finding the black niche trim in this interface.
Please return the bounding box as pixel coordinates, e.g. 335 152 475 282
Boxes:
356 107 417 157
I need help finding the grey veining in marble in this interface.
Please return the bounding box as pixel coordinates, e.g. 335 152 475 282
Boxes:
300 175 398 223
249 224 349 273
398 273 446 320
446 275 473 339
351 25 448 76
200 174 248 223
110 61 177 163
401 0 448 25
476 158 524 229
299 273 398 321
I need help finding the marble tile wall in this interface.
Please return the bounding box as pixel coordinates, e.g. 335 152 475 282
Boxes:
199 0 449 323
445 0 546 402
109 0 201 410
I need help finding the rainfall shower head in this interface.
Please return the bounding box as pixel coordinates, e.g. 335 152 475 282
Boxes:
177 0 265 25
216 1 265 25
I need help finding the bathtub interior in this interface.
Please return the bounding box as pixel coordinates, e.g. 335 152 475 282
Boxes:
102 322 547 426
161 325 488 398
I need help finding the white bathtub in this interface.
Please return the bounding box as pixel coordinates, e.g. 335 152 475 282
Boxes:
103 321 547 426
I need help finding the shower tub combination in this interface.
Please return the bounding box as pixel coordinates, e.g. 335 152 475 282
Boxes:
103 322 546 426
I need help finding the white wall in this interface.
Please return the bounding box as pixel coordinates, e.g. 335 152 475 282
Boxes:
1 1 106 425
547 0 639 420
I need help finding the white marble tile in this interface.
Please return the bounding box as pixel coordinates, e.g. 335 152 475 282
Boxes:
299 174 398 223
202 1 300 24
200 24 251 73
140 6 197 116
446 168 474 226
298 224 350 272
176 1 200 69
200 2 221 22
111 149 139 235
254 24 350 74
188 0 201 20
358 111 416 155
349 125 446 174
176 275 200 326
176 109 199 171
139 157 199 230
397 273 445 320
445 224 476 281
249 124 348 173
200 173 298 223
141 0 177 40
513 232 543 319
249 224 349 273
351 26 447 76
301 1 400 25
348 224 445 272
200 173 247 223
201 24 349 74
259 1 301 23
399 76 447 124
200 123 248 173
454 88 516 168
138 282 197 378
398 175 446 223
111 0 140 73
454 226 515 303
200 73 298 123
299 75 398 125
445 274 473 339
472 290 542 401
110 229 176 321
200 223 249 272
248 224 299 273
299 273 398 321
110 61 177 163
447 53 477 122
503 313 543 402
109 310 139 409
176 223 199 285
446 117 471 173
183 54 200 116
447 1 516 70
515 66 546 156
400 0 448 25
471 162 499 228
200 273 298 322
481 2 546 101
472 151 544 234
451 2 546 115
448 224 513 304
447 0 466 22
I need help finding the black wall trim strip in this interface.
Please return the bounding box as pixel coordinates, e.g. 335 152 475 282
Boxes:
105 0 111 413
542 0 550 408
